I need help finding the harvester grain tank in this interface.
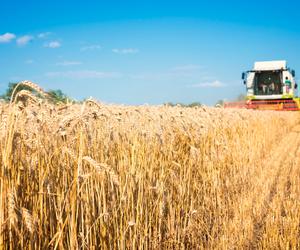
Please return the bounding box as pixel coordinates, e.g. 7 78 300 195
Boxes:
226 60 300 110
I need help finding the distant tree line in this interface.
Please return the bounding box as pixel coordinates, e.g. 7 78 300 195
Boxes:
164 102 203 108
0 82 247 107
165 94 246 108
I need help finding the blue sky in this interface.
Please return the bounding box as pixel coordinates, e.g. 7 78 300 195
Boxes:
1 0 300 105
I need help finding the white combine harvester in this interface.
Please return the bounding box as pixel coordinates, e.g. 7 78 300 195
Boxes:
225 60 300 111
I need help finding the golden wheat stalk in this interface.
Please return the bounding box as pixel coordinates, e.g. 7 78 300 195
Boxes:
8 191 17 226
10 80 48 103
19 80 46 96
0 98 298 249
82 156 120 186
21 208 35 234
85 98 102 110
14 90 39 103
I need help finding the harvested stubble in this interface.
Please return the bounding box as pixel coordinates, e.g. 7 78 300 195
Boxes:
0 95 299 249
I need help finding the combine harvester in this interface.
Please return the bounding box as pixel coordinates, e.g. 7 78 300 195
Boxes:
225 60 300 111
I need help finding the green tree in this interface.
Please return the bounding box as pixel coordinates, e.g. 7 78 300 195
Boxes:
164 102 175 107
164 102 202 107
187 102 202 108
215 99 225 107
46 89 70 104
0 82 34 101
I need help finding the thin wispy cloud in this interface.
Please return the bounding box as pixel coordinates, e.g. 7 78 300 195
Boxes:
25 59 34 64
80 44 102 51
38 32 52 39
112 48 139 54
56 61 82 66
44 41 61 48
0 33 16 43
170 64 209 78
129 73 161 80
130 64 206 81
45 70 122 79
189 80 226 88
17 35 34 46
129 71 196 80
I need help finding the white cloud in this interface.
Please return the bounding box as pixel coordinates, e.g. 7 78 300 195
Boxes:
45 70 122 79
112 48 139 54
17 35 34 46
56 61 82 66
25 59 34 64
129 71 194 80
44 41 61 48
38 32 52 39
190 80 226 88
0 33 16 43
80 44 102 51
129 64 207 81
170 64 207 78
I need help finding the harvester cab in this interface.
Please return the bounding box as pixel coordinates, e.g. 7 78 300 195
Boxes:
226 60 300 111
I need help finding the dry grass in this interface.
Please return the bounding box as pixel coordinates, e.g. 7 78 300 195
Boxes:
0 84 300 249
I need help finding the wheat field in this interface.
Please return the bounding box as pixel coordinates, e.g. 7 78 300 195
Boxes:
0 82 300 249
